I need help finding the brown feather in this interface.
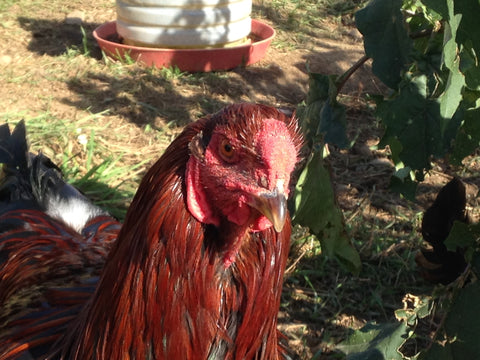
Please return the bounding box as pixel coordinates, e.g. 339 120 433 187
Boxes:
1 104 302 360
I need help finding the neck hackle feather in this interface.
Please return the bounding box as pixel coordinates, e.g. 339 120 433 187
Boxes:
0 103 303 360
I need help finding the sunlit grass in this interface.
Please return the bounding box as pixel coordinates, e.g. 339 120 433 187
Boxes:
1 112 155 220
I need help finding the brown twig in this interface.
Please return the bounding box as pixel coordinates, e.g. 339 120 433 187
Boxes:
285 248 309 275
334 24 438 96
335 54 370 95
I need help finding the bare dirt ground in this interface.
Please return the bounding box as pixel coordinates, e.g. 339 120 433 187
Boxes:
2 1 480 359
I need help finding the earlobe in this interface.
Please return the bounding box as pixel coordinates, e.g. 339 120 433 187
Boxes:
185 156 220 227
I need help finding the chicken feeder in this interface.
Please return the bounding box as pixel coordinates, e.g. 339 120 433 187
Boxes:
93 0 275 72
116 0 252 48
94 20 275 72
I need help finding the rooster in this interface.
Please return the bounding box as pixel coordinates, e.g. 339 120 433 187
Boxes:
0 103 303 360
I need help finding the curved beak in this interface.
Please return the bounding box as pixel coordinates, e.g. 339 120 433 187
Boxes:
250 188 287 233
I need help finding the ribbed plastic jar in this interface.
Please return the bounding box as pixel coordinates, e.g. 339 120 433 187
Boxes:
116 0 252 48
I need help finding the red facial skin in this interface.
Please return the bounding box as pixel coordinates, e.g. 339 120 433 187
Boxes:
0 103 303 360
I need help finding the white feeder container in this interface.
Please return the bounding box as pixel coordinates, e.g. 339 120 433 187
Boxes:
116 0 252 48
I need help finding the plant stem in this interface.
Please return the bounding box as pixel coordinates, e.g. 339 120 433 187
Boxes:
335 54 370 95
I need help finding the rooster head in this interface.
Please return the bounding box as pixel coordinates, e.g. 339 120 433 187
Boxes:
185 104 302 248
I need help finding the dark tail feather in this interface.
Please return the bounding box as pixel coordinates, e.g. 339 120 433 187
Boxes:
0 119 28 169
0 121 107 232
0 120 32 205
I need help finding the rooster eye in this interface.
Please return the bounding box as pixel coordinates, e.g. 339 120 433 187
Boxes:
219 140 235 161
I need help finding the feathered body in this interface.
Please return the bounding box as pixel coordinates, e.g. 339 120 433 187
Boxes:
0 103 302 360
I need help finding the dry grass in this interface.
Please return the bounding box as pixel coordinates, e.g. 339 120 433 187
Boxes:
0 0 459 358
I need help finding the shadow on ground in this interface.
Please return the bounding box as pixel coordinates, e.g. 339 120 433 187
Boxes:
18 17 103 58
17 16 309 129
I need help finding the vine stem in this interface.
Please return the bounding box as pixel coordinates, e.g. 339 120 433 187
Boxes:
334 27 436 96
335 54 370 95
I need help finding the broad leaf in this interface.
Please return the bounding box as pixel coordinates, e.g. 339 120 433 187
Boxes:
394 294 433 333
441 0 459 68
462 48 480 91
377 75 443 170
438 0 464 121
421 0 447 17
339 295 433 359
336 322 408 360
421 343 454 360
389 166 419 201
294 71 358 273
421 281 480 359
299 73 348 149
292 151 361 274
355 0 411 89
439 67 465 124
455 0 480 91
445 281 480 357
444 221 480 252
452 107 480 163
455 1 480 61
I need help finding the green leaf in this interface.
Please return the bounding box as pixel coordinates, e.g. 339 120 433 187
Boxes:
439 0 464 121
461 47 480 91
395 294 433 327
422 281 480 359
299 73 348 149
452 0 480 105
376 75 443 170
354 0 480 181
292 151 361 274
445 281 480 357
320 100 348 148
442 0 461 71
452 107 480 163
455 1 480 60
444 221 479 252
439 66 465 122
306 72 334 104
389 168 418 201
355 0 411 89
443 221 480 260
420 342 454 360
336 322 408 360
421 0 448 18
